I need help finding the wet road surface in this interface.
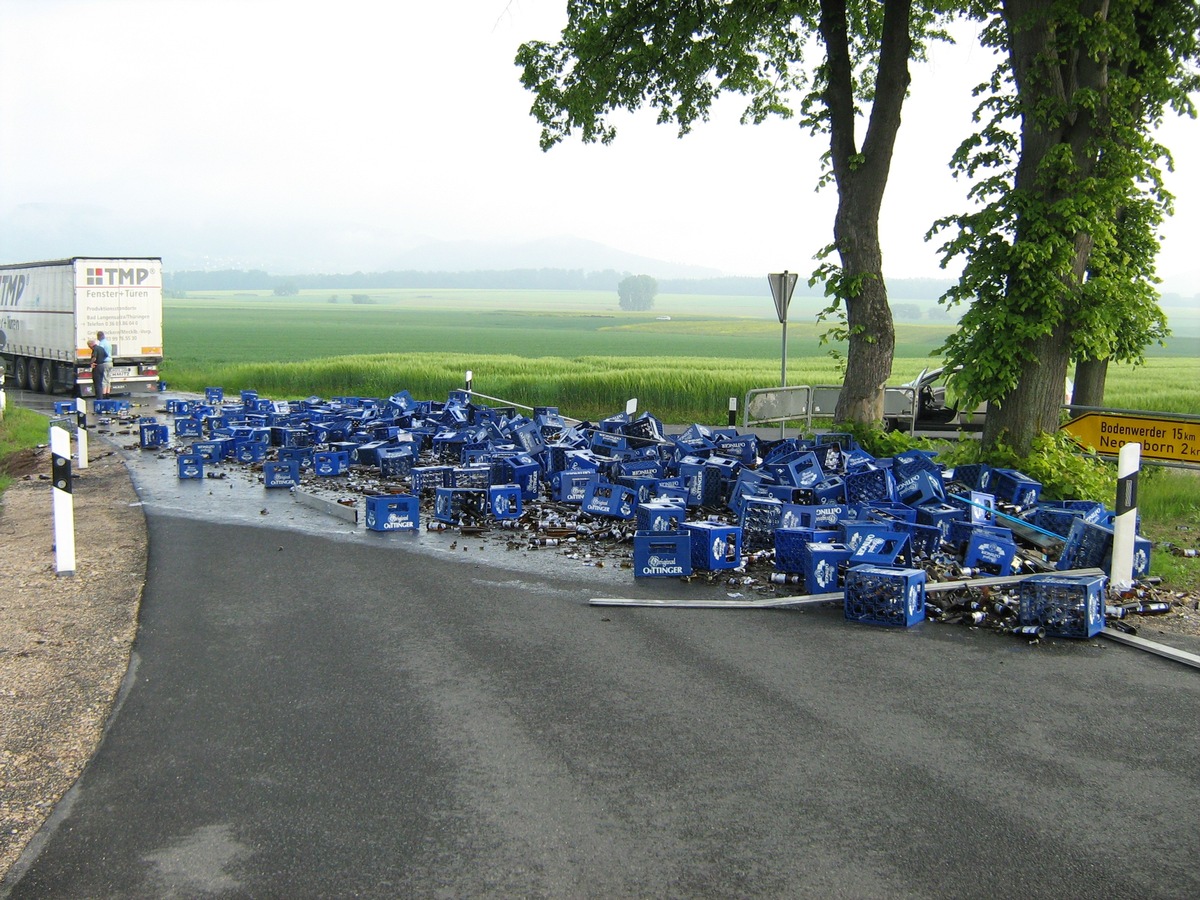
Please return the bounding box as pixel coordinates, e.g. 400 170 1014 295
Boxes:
3 390 1200 898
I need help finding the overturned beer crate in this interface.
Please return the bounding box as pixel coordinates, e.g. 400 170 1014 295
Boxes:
434 487 487 525
844 565 926 628
684 522 742 571
1018 572 1106 638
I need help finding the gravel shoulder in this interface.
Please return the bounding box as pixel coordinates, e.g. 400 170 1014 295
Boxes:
0 441 146 880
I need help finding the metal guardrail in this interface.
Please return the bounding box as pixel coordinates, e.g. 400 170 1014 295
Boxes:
743 384 920 433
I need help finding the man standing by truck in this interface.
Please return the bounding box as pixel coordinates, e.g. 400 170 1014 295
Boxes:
88 338 110 410
96 331 112 400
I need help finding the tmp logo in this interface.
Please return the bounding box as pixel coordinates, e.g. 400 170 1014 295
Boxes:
0 273 27 306
86 266 151 286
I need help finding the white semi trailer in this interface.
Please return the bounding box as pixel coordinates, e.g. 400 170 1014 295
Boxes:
0 257 163 396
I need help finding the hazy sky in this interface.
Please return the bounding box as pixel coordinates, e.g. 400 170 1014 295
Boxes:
2 0 1197 288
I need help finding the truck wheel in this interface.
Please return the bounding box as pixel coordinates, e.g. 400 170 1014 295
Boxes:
38 359 55 394
14 356 30 390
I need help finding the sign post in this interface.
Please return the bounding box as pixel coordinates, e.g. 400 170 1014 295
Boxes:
767 271 799 438
50 425 76 576
1110 442 1141 591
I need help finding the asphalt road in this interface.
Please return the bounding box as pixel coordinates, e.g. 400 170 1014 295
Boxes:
3 390 1200 898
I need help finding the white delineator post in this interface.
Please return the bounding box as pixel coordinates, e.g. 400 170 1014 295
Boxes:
1110 442 1141 592
76 398 89 469
50 424 76 576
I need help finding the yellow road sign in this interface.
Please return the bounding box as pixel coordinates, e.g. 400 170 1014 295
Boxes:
1062 412 1200 464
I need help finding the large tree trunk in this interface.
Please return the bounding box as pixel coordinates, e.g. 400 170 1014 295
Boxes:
984 0 1109 454
834 198 895 423
1072 356 1109 409
822 0 910 425
983 320 1073 449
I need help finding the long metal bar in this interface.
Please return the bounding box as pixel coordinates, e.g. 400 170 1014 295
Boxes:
590 593 841 609
294 490 359 525
588 568 1106 611
1100 627 1200 671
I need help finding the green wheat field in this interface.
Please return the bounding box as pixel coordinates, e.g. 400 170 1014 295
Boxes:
162 288 1200 425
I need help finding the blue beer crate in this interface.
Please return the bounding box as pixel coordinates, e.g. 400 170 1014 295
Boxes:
774 528 812 573
271 426 309 449
240 389 259 403
812 476 846 503
590 430 629 458
350 440 390 467
894 521 943 560
947 520 1012 555
614 458 666 481
844 466 895 504
552 470 595 503
263 459 301 488
94 399 132 414
501 456 542 500
1034 500 1107 538
705 456 742 485
849 530 911 567
844 565 926 628
624 412 666 445
235 441 268 463
365 494 419 532
779 503 848 531
434 487 487 525
964 532 1019 575
682 464 724 509
951 463 993 492
633 532 693 578
617 476 662 504
896 469 945 506
714 434 758 465
991 468 1042 508
191 439 231 462
1056 519 1152 578
840 521 901 555
488 484 523 519
314 450 350 477
916 502 966 539
451 465 492 489
176 453 204 479
862 501 919 525
892 449 942 482
139 423 169 449
636 499 687 534
54 401 77 415
802 542 852 592
277 446 314 470
372 446 409 478
204 387 224 403
166 398 194 415
174 417 204 438
582 481 638 519
412 465 453 497
684 522 742 571
654 477 690 506
1018 573 1106 638
740 496 783 553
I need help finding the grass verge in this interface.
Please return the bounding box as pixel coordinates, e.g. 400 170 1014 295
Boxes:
0 406 49 495
1138 468 1200 590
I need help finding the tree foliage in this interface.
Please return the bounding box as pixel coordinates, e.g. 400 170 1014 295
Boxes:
516 0 949 424
617 274 658 310
930 0 1199 451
